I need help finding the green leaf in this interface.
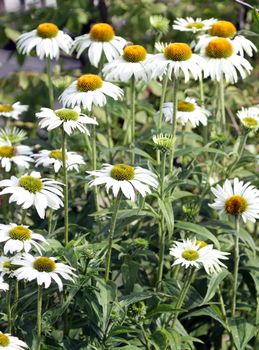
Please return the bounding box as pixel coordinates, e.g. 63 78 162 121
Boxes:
119 292 153 307
4 27 20 41
175 221 220 248
228 318 256 350
202 269 230 305
158 199 174 236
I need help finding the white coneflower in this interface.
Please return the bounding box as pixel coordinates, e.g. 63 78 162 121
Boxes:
196 20 257 57
0 275 9 291
0 332 27 349
209 178 259 223
201 38 253 83
34 149 85 173
0 127 27 144
169 238 229 274
237 107 259 131
59 74 124 111
71 22 126 67
88 163 158 201
162 97 210 127
0 223 46 254
145 42 205 82
36 106 98 136
0 141 33 172
0 102 28 120
13 254 76 291
0 171 63 219
173 17 217 33
16 22 73 60
103 44 152 82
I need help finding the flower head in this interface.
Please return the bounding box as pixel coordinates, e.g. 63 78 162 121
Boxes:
34 149 85 173
169 238 229 274
0 127 27 144
0 255 21 277
0 141 33 172
0 171 63 218
71 22 126 68
36 106 98 136
0 275 9 291
162 97 210 127
0 102 28 120
103 44 152 82
237 107 259 131
16 22 73 60
0 223 46 254
0 332 27 349
173 17 217 33
150 15 170 34
153 133 175 153
209 178 259 223
13 253 76 291
88 164 158 201
59 75 123 111
145 42 205 82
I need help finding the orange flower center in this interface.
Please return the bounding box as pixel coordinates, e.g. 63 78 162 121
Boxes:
206 38 233 58
123 45 147 62
110 164 135 181
37 23 59 38
195 240 208 249
0 334 10 347
89 23 115 42
0 104 13 113
164 43 192 61
209 20 237 38
225 195 248 215
77 74 103 92
0 145 15 158
34 257 56 272
177 101 195 112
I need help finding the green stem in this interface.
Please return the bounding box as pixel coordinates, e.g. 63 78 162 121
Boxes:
231 217 240 318
62 129 69 245
6 286 12 333
105 192 122 282
91 124 100 212
140 323 151 350
158 75 169 132
219 75 226 134
200 77 208 145
167 267 195 328
169 77 178 173
130 76 136 164
156 152 166 289
105 105 113 162
46 58 54 109
227 132 248 176
36 286 43 350
217 287 230 332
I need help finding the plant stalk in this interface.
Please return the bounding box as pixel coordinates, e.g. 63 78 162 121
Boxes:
231 216 240 318
130 76 136 164
169 77 178 173
46 58 54 109
36 286 43 350
62 129 69 245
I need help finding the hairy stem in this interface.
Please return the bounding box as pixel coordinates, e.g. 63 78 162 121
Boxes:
62 129 69 245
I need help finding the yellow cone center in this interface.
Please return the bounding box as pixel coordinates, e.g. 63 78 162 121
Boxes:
225 195 248 215
182 249 199 261
206 38 234 58
164 43 192 61
49 149 65 160
110 164 135 181
123 45 147 62
0 145 15 158
195 240 208 249
187 22 204 29
0 104 13 113
77 74 103 92
0 334 10 347
37 22 59 38
34 257 56 272
19 175 43 193
9 226 31 241
177 101 195 112
90 23 115 42
242 117 258 128
209 20 237 38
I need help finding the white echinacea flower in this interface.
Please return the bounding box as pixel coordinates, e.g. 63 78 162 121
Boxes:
201 37 253 83
36 106 98 136
0 141 33 172
169 238 229 274
16 22 73 60
88 163 158 201
162 97 210 127
237 106 259 131
145 42 205 82
13 254 76 291
103 44 152 82
173 17 217 33
0 223 46 254
59 74 123 111
0 171 63 219
0 275 9 291
0 332 27 349
209 177 259 223
71 22 126 68
0 127 27 144
34 149 85 172
196 20 257 57
0 102 28 120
